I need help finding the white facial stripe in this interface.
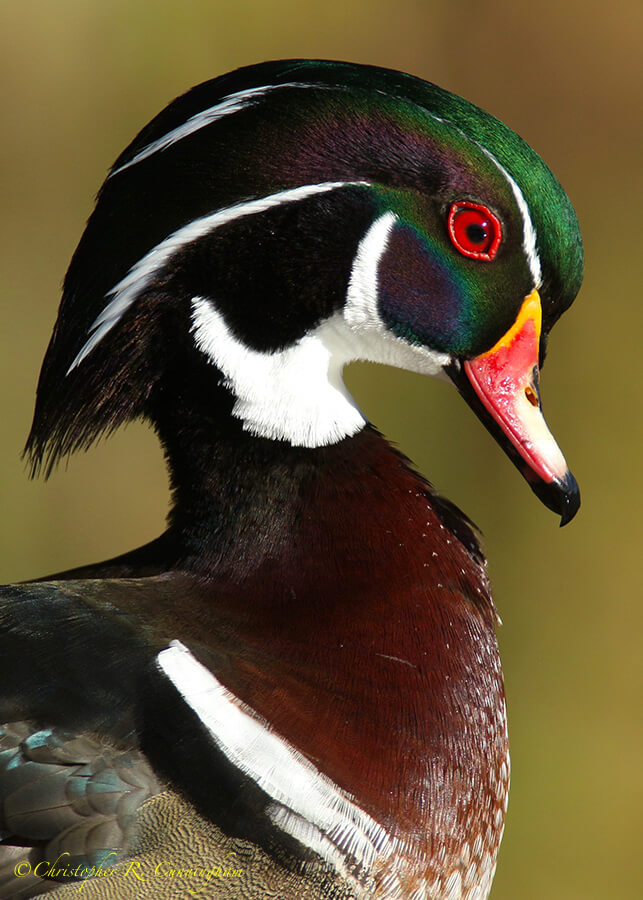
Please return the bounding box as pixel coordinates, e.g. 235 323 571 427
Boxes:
477 144 542 288
110 83 315 178
344 212 397 330
191 299 367 447
156 641 392 878
67 181 366 373
343 213 451 376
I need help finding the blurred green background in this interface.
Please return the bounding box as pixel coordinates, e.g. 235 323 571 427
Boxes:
1 1 640 897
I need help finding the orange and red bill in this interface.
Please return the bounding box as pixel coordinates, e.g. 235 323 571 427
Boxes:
450 289 579 525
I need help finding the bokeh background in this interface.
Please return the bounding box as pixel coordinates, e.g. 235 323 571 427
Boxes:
1 2 640 897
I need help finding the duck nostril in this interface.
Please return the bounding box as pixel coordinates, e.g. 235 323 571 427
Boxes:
524 385 539 407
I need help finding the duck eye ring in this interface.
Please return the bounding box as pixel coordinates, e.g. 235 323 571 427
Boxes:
448 201 502 261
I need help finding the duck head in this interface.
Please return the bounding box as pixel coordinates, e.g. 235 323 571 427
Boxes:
26 60 583 523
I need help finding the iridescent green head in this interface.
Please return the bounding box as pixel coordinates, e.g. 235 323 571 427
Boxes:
27 60 582 520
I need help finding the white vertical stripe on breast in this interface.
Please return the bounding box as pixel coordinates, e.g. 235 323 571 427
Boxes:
156 641 392 879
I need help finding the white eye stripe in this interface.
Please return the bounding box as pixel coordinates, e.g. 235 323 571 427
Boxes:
67 180 368 373
156 641 394 879
110 82 317 178
476 144 542 288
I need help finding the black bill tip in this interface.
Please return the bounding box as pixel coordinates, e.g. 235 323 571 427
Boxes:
528 469 581 526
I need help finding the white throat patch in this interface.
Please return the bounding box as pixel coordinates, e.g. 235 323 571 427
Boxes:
191 212 451 448
191 299 366 446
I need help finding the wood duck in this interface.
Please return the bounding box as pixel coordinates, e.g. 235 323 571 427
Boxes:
0 60 582 900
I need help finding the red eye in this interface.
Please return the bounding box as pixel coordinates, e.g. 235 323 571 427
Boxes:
448 201 502 261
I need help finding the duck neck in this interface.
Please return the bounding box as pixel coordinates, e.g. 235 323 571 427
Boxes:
154 385 489 606
161 405 340 576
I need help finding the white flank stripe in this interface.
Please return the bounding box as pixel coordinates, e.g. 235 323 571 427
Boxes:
110 82 314 177
67 181 366 373
156 641 392 878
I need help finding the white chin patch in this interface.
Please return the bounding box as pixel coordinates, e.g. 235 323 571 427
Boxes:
191 213 451 448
